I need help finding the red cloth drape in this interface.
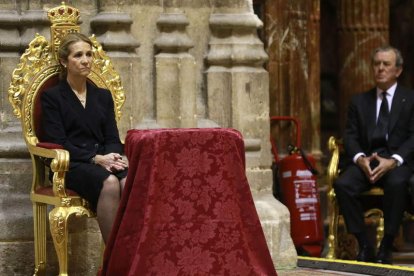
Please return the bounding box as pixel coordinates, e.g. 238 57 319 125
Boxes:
100 128 277 275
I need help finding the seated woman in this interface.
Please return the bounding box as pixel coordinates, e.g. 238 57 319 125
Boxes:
41 33 128 243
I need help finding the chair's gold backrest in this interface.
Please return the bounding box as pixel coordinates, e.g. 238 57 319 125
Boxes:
8 2 125 146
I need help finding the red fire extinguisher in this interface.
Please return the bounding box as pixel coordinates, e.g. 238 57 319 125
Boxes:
270 116 323 257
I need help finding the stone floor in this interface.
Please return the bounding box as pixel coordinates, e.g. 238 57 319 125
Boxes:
278 268 368 275
278 264 414 276
277 254 414 276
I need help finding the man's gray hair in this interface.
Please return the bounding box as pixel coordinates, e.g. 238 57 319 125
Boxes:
372 46 404 68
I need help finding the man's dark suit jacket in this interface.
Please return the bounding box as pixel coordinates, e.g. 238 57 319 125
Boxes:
41 80 123 168
343 84 414 170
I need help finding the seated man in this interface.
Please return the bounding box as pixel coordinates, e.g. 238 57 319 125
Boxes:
334 46 414 264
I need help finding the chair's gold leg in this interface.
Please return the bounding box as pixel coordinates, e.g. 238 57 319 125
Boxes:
33 202 47 276
365 208 384 249
49 207 69 276
326 189 339 259
49 206 91 276
377 217 384 249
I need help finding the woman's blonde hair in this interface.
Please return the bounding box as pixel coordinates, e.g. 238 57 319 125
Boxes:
58 32 93 79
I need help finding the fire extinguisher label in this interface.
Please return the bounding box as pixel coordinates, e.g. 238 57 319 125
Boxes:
300 213 318 221
282 171 292 178
296 198 318 204
296 170 313 177
293 179 318 221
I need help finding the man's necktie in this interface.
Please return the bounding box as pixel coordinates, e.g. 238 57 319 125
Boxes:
371 91 389 149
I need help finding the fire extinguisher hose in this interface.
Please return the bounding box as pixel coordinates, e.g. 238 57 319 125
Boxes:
287 144 318 175
298 147 318 175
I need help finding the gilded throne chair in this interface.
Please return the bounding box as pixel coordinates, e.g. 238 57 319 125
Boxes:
8 3 125 275
326 136 386 260
326 136 414 261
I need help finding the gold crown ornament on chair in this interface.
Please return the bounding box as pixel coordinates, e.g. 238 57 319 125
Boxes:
47 2 80 26
47 2 81 62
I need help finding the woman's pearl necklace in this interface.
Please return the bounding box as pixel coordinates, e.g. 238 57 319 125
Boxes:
68 79 87 107
73 89 87 106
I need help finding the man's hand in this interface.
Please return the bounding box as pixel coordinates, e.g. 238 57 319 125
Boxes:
356 155 374 180
368 153 398 183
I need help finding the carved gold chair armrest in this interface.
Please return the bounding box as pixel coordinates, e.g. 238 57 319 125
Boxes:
326 136 342 259
29 144 67 193
29 142 94 209
28 143 85 203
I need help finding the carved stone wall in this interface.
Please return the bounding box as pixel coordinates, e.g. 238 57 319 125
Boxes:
0 0 295 275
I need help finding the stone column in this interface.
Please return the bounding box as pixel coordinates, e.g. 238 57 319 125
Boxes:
0 8 35 275
0 9 21 130
90 10 141 138
207 12 269 186
338 0 389 128
266 0 320 155
154 12 197 128
206 9 296 269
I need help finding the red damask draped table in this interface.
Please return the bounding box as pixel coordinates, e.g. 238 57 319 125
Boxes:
100 128 277 275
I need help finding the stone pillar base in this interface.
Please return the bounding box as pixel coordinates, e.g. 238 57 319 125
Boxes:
253 192 297 270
